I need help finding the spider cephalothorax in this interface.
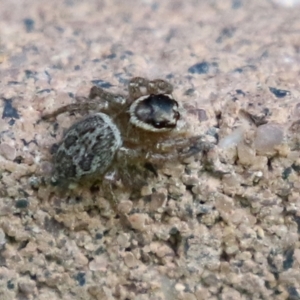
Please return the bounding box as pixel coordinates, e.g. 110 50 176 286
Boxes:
42 77 208 188
129 94 180 132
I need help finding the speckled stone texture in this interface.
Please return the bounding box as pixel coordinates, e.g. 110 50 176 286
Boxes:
1 0 300 299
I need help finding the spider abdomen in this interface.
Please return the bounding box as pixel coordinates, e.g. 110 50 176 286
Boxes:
51 112 122 186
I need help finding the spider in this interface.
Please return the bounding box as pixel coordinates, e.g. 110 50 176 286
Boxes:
42 77 210 190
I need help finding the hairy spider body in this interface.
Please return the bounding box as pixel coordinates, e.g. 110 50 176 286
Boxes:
51 113 122 185
42 77 208 188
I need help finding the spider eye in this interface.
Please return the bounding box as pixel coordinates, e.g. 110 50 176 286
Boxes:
153 122 165 128
129 94 180 132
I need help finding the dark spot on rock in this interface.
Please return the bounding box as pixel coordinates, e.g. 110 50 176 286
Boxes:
168 227 182 255
184 88 195 96
274 289 281 295
283 248 294 270
95 233 103 240
24 70 37 79
23 18 35 32
236 89 246 96
288 286 300 299
282 167 292 180
64 135 78 150
185 167 192 175
2 99 20 119
15 199 29 209
91 79 113 88
265 281 272 289
21 139 37 146
44 70 51 83
260 50 269 59
124 50 133 55
293 216 300 233
232 0 242 9
220 249 231 262
74 65 80 70
37 89 52 94
233 65 256 73
188 62 210 74
143 194 151 203
95 246 105 255
119 50 133 60
262 107 270 115
216 27 235 43
8 81 20 85
115 73 128 84
19 189 29 198
44 217 64 235
105 53 116 59
269 87 290 98
292 163 300 173
18 240 29 251
8 119 15 126
13 156 23 164
7 280 14 290
267 250 281 275
234 67 243 73
75 272 86 286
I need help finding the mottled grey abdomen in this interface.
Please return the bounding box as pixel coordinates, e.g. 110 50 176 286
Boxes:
51 113 122 185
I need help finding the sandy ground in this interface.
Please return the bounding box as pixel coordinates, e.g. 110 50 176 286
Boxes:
1 0 300 299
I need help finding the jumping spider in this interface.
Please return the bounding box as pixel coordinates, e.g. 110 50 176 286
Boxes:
42 77 210 190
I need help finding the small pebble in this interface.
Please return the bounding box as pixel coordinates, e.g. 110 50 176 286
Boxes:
0 143 16 161
175 283 185 292
124 252 138 268
127 213 148 231
117 200 133 214
254 123 284 154
18 279 36 295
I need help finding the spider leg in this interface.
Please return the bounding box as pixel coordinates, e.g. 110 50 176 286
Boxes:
148 79 173 95
118 136 213 165
128 77 174 100
155 135 209 152
128 77 150 100
41 98 101 120
89 86 126 107
115 147 157 190
117 147 144 163
42 86 126 120
149 136 213 163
